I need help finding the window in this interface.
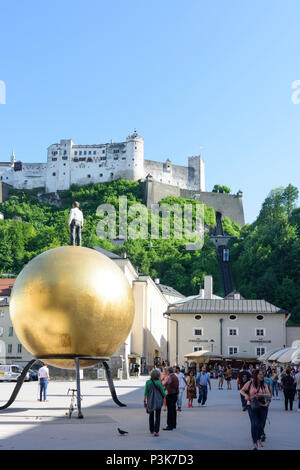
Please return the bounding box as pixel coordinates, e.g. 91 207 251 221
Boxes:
228 346 238 355
88 151 91 155
7 344 12 353
228 328 238 336
93 151 96 155
74 151 77 156
0 309 4 317
193 347 202 352
193 328 203 336
79 151 82 156
102 150 105 154
255 328 265 337
79 157 86 161
87 174 91 178
17 344 22 353
62 156 68 160
84 151 87 155
99 173 103 177
114 157 118 160
52 157 57 161
9 326 13 336
52 172 56 176
256 347 266 356
100 157 106 161
122 157 126 160
0 327 3 336
229 315 237 320
113 149 119 154
87 157 93 162
256 315 264 321
64 150 67 155
194 315 202 320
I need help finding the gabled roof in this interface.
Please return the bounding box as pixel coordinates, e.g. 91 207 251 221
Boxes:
0 279 16 296
157 284 185 298
167 298 289 315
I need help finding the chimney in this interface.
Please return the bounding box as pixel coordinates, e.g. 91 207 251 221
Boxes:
204 275 213 299
154 278 160 284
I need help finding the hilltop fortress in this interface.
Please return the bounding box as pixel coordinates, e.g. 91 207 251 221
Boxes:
0 131 245 226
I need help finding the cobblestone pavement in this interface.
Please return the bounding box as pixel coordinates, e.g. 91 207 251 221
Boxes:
0 377 299 450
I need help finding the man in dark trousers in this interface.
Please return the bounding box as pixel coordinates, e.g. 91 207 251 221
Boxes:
163 367 179 431
68 201 84 246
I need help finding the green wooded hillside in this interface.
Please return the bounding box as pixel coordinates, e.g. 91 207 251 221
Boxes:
0 180 223 296
1 180 299 323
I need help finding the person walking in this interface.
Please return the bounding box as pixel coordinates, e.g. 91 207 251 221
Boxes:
217 365 225 390
240 369 272 450
144 369 166 437
163 367 179 431
295 366 300 412
186 371 197 408
281 369 296 411
175 366 186 411
196 367 212 407
271 369 279 400
237 364 252 411
225 364 232 390
159 367 168 412
68 201 84 246
38 363 50 402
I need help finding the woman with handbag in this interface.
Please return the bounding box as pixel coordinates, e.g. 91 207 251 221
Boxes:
186 371 197 408
240 369 272 450
144 369 166 437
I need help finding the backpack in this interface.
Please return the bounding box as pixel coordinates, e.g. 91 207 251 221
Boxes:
241 372 250 384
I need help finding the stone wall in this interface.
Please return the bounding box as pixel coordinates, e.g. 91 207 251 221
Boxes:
144 180 245 226
0 182 13 203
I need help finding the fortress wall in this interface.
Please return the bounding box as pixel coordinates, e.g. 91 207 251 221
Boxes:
14 163 47 190
144 181 245 226
144 179 181 208
0 182 13 203
180 190 245 226
144 160 190 189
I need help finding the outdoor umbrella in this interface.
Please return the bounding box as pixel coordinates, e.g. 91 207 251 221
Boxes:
277 347 300 364
184 350 223 362
258 347 286 362
266 348 293 362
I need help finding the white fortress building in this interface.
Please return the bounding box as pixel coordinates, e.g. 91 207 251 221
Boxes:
0 132 205 193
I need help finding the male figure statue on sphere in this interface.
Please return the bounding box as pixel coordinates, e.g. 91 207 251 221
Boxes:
68 201 84 246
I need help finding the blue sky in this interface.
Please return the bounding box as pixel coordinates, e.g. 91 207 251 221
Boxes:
0 0 300 223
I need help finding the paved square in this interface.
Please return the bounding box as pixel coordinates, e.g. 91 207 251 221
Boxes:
0 377 299 450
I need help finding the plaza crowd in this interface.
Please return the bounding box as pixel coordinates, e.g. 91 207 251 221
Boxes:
143 360 300 449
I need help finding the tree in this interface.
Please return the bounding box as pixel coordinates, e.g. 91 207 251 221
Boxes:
282 184 299 219
212 185 231 194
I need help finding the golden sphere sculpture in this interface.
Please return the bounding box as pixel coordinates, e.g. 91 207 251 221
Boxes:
9 246 135 369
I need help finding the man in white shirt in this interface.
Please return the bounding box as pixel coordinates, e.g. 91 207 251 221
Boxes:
175 366 186 411
38 363 50 402
68 201 84 246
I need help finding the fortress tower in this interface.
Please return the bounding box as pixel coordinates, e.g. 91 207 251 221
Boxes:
46 140 72 193
126 131 144 181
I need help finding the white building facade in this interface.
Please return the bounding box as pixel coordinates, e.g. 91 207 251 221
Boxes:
166 277 290 367
0 132 205 193
0 279 32 366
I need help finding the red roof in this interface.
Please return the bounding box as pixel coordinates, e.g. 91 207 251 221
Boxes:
0 279 16 296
